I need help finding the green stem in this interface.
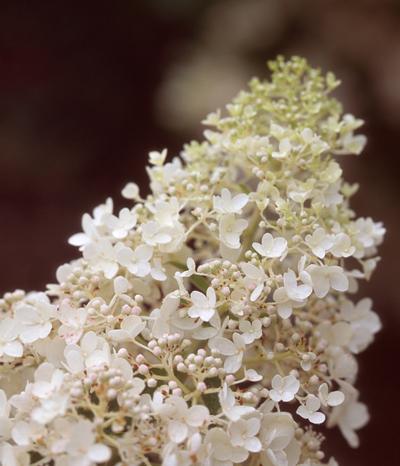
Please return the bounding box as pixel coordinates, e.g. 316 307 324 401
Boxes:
239 209 261 261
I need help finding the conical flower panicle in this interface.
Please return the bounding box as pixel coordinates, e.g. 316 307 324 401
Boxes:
0 56 384 466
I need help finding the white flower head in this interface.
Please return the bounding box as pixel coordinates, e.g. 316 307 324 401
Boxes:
219 214 248 249
259 412 300 466
141 220 172 246
283 269 312 302
213 188 249 214
330 232 355 258
272 138 291 159
14 297 56 344
296 394 326 424
160 396 209 444
151 292 190 339
205 427 248 464
340 298 381 353
228 416 262 453
113 275 131 295
64 331 110 373
31 397 68 425
0 390 11 439
188 287 216 322
245 368 263 382
116 244 153 278
148 197 181 227
328 393 369 448
175 257 196 279
218 383 254 421
305 228 333 259
11 420 44 447
210 333 246 373
306 264 349 298
66 420 111 465
0 318 23 358
149 148 167 166
121 182 139 200
103 207 137 239
57 300 87 345
269 374 300 403
241 262 267 302
354 217 385 249
239 319 262 344
107 315 145 342
318 383 345 407
253 233 288 259
83 238 119 279
68 198 113 247
31 362 64 399
273 269 312 319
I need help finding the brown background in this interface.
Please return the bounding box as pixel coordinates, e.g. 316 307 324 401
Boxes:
0 1 399 465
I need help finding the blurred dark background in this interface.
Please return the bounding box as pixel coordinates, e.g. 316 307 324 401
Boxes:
0 1 399 464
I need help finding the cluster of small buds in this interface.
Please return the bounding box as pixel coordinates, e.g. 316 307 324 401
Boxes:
0 289 26 314
0 57 384 466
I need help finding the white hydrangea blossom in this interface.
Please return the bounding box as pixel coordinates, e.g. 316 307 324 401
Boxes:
269 374 300 403
0 57 385 466
253 233 288 259
296 394 326 425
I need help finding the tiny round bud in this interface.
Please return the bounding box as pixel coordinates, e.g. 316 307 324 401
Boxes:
167 334 176 345
173 355 184 364
197 382 207 392
221 286 230 296
168 381 178 390
211 278 220 287
194 355 203 365
131 306 142 315
107 389 117 400
134 294 144 303
111 422 124 433
188 363 197 373
117 348 129 358
135 354 145 364
204 356 214 366
158 337 166 347
177 362 186 373
262 317 271 327
70 387 83 397
138 364 149 375
318 364 328 373
291 333 300 343
182 339 191 348
275 342 285 352
228 319 238 330
148 340 157 349
147 378 157 388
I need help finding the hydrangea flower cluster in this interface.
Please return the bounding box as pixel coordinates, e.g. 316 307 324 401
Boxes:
0 57 385 466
